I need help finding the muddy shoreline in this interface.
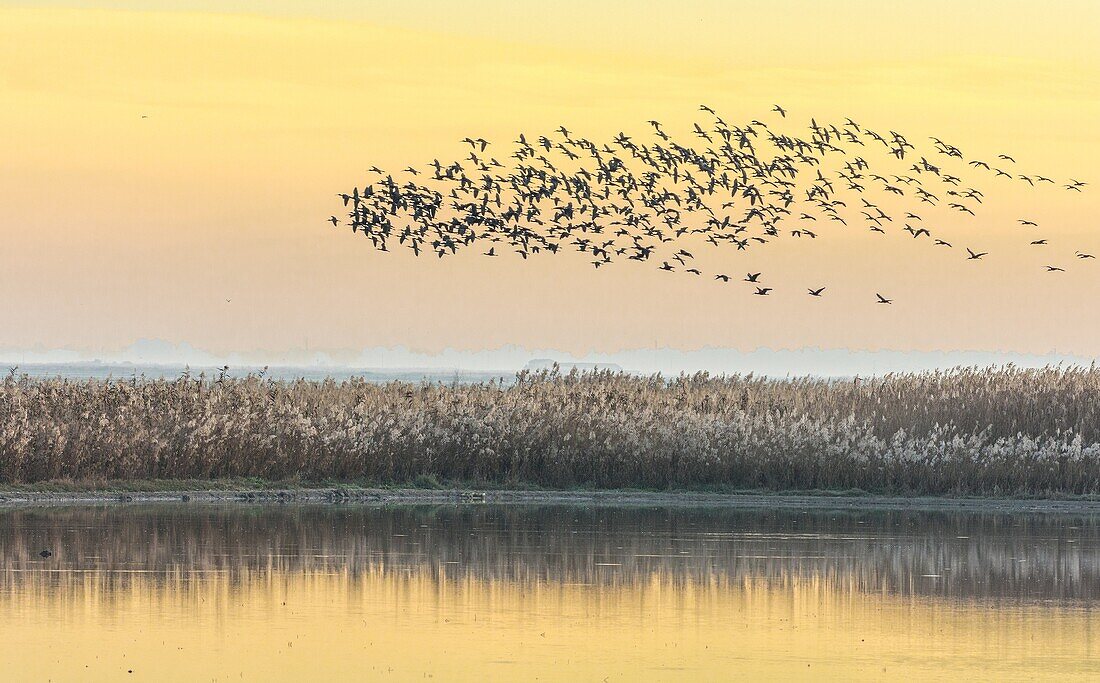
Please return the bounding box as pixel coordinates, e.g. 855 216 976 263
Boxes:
2 487 1100 514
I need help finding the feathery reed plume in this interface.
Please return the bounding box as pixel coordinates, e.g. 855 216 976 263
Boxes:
2 366 1100 494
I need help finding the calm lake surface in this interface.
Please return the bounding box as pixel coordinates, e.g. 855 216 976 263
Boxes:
1 504 1098 681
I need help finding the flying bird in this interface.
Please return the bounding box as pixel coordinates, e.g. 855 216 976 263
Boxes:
331 105 1083 310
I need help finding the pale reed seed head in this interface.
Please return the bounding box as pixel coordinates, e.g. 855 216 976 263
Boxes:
0 366 1098 492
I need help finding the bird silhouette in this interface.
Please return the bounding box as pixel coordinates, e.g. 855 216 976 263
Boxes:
330 106 1085 308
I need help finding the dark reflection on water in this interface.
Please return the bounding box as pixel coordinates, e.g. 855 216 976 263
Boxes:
2 504 1099 603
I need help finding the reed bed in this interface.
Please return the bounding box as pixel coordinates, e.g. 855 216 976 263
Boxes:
2 365 1100 494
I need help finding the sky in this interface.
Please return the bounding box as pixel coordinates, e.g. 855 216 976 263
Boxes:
1 1 1099 363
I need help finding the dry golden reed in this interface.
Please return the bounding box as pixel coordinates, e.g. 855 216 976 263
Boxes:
2 365 1099 494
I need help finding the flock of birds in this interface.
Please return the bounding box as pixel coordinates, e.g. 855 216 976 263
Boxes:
329 106 1088 304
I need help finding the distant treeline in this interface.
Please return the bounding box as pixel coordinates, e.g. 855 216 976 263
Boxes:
2 366 1100 494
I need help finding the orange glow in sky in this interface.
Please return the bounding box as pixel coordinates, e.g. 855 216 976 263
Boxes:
1 2 1098 357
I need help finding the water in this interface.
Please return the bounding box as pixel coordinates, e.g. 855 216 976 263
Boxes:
1 504 1098 681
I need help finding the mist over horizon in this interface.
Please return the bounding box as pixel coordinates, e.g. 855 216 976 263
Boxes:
2 338 1097 378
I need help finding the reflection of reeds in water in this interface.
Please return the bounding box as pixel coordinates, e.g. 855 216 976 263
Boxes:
5 367 1100 492
5 569 1096 683
1 505 1097 604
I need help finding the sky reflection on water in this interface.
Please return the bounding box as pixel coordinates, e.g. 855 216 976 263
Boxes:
0 504 1097 681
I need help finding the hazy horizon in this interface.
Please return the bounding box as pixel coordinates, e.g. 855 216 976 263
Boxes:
3 338 1097 377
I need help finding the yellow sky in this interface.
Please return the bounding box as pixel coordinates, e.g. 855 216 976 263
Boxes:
1 3 1098 357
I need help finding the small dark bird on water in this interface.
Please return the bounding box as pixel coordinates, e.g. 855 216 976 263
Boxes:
39 550 51 558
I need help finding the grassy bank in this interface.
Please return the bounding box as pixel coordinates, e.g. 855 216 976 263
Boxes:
2 366 1100 495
